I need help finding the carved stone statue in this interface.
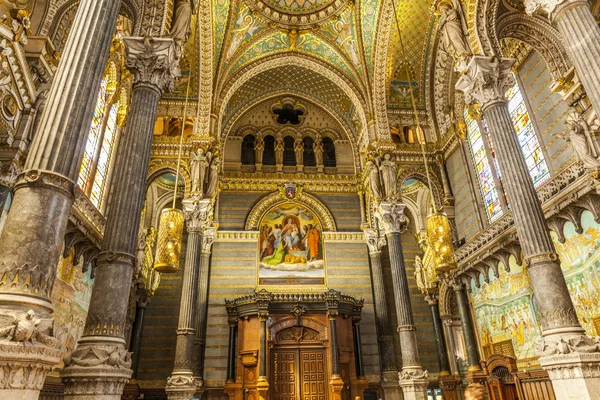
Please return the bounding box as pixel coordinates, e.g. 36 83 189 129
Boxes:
274 138 284 165
379 153 398 198
205 155 220 198
135 230 147 276
438 1 471 71
254 136 264 165
190 147 211 194
294 138 304 166
314 140 324 166
170 0 193 42
0 309 57 346
558 115 600 169
414 255 426 292
366 160 383 200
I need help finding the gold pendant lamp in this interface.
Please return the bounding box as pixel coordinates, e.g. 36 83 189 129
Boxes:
391 0 457 274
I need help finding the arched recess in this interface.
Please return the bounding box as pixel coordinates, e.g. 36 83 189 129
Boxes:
268 316 328 341
245 188 336 232
146 161 191 198
398 168 444 209
216 54 370 150
496 13 571 79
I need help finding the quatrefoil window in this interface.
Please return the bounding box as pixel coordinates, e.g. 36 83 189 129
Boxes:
271 98 306 126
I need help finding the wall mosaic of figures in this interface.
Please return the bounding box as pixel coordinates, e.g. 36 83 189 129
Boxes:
470 210 600 365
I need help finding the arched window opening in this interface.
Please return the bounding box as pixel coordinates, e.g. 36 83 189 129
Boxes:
241 135 256 165
283 136 296 166
303 137 316 166
322 137 336 167
263 135 276 165
465 109 504 223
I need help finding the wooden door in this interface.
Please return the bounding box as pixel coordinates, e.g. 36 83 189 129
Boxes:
272 350 299 400
300 349 327 400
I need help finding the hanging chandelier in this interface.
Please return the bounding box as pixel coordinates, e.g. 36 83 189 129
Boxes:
391 1 457 274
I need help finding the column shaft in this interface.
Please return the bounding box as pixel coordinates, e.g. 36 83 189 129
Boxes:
353 323 365 377
427 296 450 374
329 315 340 375
259 316 268 377
130 304 147 379
454 286 480 370
226 324 237 381
193 247 213 378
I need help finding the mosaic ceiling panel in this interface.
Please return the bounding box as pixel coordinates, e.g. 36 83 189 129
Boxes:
214 0 232 70
360 0 379 76
387 0 435 108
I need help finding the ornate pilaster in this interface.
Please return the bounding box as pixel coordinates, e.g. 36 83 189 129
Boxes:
364 228 402 397
458 56 600 396
192 225 216 395
62 37 179 400
166 198 212 400
377 202 428 400
525 0 600 115
0 0 123 396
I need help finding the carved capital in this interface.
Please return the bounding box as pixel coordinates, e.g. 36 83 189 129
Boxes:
377 202 409 234
182 197 213 232
14 169 75 199
0 341 61 391
424 293 439 306
201 226 216 254
456 56 516 110
364 228 386 255
124 36 180 94
524 0 584 19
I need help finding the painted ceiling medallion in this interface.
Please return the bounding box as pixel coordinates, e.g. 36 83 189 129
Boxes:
245 0 350 28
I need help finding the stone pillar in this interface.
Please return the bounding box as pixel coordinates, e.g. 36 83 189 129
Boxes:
458 56 600 398
130 292 150 380
435 153 455 205
353 320 365 377
193 226 216 394
363 228 401 399
256 311 269 400
328 309 344 400
166 198 212 400
0 0 123 397
452 280 481 373
226 319 237 382
525 0 600 115
358 191 368 229
61 37 179 400
377 202 428 400
425 294 451 375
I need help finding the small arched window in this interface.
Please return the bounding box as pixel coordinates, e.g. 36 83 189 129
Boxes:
241 134 255 165
283 136 296 166
303 137 316 166
263 135 276 165
322 137 336 167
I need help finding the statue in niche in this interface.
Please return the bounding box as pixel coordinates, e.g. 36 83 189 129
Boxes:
205 154 220 198
274 138 284 165
379 153 398 198
557 113 600 169
294 138 304 165
438 0 471 71
366 160 383 200
414 255 426 292
190 147 211 194
254 136 264 165
170 0 193 42
314 139 324 166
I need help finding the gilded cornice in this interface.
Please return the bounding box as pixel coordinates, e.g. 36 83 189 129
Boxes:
220 172 359 193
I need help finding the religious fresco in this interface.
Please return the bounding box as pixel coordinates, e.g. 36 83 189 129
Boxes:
49 248 95 373
470 211 600 363
258 203 325 286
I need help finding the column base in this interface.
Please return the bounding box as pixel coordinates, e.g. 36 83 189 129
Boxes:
438 374 461 400
165 373 198 400
329 374 344 400
0 340 62 400
193 375 205 398
540 351 600 400
398 368 428 400
61 340 132 400
380 370 402 400
256 376 269 400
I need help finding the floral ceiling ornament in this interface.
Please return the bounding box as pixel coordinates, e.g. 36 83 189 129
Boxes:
245 0 350 29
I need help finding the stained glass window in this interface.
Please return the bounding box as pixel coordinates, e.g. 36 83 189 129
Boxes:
465 110 504 223
505 82 550 187
89 104 119 207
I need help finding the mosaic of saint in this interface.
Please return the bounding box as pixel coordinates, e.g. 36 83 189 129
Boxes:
258 203 324 285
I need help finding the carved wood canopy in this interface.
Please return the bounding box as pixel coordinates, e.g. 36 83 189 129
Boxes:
225 289 364 320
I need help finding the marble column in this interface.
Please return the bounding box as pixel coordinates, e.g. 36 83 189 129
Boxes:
256 311 269 400
192 226 216 394
226 320 237 382
61 37 179 400
424 294 450 375
327 309 344 400
353 320 365 377
0 0 122 397
130 292 151 380
451 281 480 372
525 0 600 115
166 198 212 400
457 55 600 399
364 228 401 398
377 202 428 400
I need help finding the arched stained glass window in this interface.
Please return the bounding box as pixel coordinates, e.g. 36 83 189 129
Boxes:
465 110 504 223
89 104 119 206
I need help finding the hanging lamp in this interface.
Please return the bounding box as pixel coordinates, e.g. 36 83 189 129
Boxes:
154 43 194 273
391 2 457 274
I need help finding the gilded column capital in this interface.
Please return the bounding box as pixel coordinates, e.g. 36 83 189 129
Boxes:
456 56 516 111
377 202 409 235
364 228 386 255
182 197 213 233
123 36 180 94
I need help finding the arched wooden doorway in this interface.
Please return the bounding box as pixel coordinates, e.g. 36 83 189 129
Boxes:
270 326 328 400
